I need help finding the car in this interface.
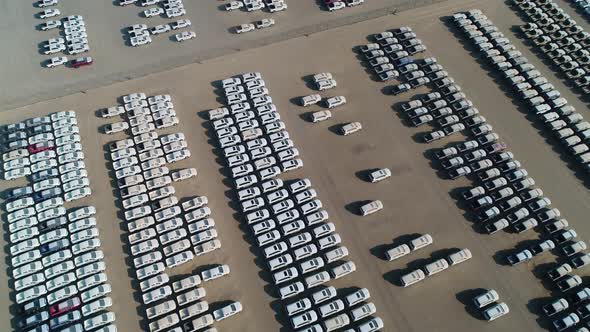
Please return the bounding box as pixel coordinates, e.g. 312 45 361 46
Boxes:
473 289 499 308
286 298 312 318
49 297 81 318
255 18 275 29
39 8 60 18
553 313 580 331
267 1 287 11
144 6 163 17
571 253 590 269
103 122 129 134
83 312 115 331
483 303 509 321
235 23 255 34
70 57 92 68
201 265 230 282
301 94 322 107
279 281 305 300
175 31 196 42
557 274 582 292
507 249 533 265
542 298 569 317
327 1 345 10
213 301 242 321
562 241 587 256
45 56 68 68
150 24 171 35
130 35 152 47
40 19 61 31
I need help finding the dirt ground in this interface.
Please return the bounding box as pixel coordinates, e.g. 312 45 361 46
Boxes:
1 0 590 331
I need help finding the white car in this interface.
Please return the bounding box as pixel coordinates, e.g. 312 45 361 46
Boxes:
346 0 364 6
39 8 60 18
171 19 191 29
268 1 287 12
317 79 337 91
370 168 391 182
235 23 255 34
131 35 152 47
67 43 90 55
46 56 67 68
225 1 244 10
64 187 91 202
144 7 163 17
40 20 61 31
325 96 347 108
201 265 230 282
255 18 275 29
150 24 171 35
327 1 346 11
213 301 243 321
104 121 129 134
38 0 58 8
175 31 196 42
44 43 66 55
311 110 332 123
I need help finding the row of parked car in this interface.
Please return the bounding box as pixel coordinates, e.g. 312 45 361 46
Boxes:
1 110 117 331
143 270 241 332
210 72 306 177
101 92 238 332
119 0 187 18
2 111 92 202
359 26 428 82
36 1 93 68
225 0 287 13
399 74 481 153
102 93 180 135
119 0 196 46
382 232 473 286
451 10 590 331
511 0 590 95
322 0 364 12
282 286 383 332
40 14 91 57
571 0 590 18
208 72 383 331
7 204 117 332
297 73 364 135
454 10 590 173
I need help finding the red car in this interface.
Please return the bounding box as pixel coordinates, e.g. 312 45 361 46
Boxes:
49 297 81 317
28 140 55 153
70 57 93 68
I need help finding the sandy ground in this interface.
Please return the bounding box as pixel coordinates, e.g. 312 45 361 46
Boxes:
0 0 443 111
1 0 590 332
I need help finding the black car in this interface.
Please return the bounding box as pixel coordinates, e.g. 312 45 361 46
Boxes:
17 298 47 316
16 311 48 330
5 131 27 143
3 122 26 134
33 187 62 202
38 217 68 232
39 239 69 255
3 139 28 153
31 168 59 182
28 125 53 136
4 186 33 201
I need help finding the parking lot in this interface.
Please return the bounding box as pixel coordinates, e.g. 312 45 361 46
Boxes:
0 0 444 112
2 0 590 331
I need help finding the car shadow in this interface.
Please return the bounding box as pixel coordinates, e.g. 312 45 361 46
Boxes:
455 288 488 320
344 200 370 216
